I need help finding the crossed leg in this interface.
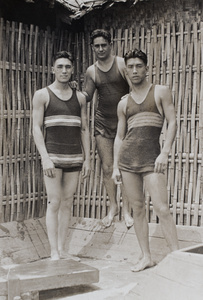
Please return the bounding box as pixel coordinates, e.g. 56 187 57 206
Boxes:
96 135 133 228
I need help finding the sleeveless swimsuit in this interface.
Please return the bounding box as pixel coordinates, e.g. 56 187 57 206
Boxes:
44 87 83 172
94 56 129 139
118 85 164 173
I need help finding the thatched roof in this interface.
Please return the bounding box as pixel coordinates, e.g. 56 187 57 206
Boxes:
57 0 129 19
23 0 143 20
60 0 146 19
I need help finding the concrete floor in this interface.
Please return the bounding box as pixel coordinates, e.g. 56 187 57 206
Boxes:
1 217 203 299
40 257 155 300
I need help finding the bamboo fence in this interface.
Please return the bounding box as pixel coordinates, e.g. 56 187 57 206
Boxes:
0 18 202 226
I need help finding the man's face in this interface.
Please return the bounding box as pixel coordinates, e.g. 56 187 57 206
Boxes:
52 58 73 82
125 57 148 85
92 37 112 60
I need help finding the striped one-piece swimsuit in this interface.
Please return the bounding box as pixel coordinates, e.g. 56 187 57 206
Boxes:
118 84 164 173
44 87 83 170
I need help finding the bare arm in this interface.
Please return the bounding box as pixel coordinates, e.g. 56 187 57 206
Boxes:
32 89 56 177
154 85 177 173
117 56 132 90
83 66 96 102
77 91 91 178
112 98 127 184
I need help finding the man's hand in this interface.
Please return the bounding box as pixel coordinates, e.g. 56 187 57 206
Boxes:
69 81 79 90
82 160 91 178
154 152 168 174
42 158 56 178
112 168 122 185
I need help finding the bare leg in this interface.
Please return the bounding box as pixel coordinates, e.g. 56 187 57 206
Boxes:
121 171 155 272
96 135 133 227
96 135 118 227
145 173 179 252
121 185 134 229
58 171 80 261
44 169 62 260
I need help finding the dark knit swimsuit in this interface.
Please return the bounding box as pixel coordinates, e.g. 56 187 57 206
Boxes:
44 87 83 172
94 56 129 139
118 84 164 173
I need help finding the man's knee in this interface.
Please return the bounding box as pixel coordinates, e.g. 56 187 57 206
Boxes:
132 201 145 217
47 195 60 212
60 196 73 209
102 164 113 177
156 205 171 219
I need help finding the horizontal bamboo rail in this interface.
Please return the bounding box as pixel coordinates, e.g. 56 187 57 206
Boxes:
0 18 202 226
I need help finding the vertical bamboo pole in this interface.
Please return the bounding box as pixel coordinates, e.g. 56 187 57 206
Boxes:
166 22 172 88
0 19 4 222
193 22 202 225
4 21 10 222
161 23 166 85
124 29 128 55
179 21 188 225
10 21 16 221
16 22 23 221
31 25 38 219
185 22 193 225
199 22 203 226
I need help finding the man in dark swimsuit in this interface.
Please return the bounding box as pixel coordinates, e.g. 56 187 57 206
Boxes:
84 29 134 228
112 49 179 272
33 51 90 260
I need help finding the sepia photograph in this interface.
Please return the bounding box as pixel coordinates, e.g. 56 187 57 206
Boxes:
0 0 203 299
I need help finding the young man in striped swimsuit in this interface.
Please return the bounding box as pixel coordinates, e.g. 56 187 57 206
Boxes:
84 29 134 228
33 51 90 260
112 49 179 272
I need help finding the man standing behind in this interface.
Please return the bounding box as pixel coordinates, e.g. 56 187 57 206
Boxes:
33 51 90 260
84 29 133 228
112 49 179 272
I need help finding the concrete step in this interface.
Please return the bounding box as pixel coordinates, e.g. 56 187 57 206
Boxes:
1 259 99 300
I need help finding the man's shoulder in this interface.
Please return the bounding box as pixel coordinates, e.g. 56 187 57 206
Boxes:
119 94 129 107
34 87 48 96
86 64 95 74
118 94 129 115
121 93 129 101
154 85 172 113
116 56 125 62
86 64 96 81
33 87 49 103
116 56 126 79
116 56 125 66
155 84 170 92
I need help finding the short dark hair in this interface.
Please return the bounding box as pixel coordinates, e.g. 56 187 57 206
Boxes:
90 29 111 45
124 49 147 65
53 51 74 64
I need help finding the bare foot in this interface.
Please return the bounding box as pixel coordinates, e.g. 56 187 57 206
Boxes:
133 253 143 266
102 208 118 228
123 213 134 229
50 251 60 261
131 257 155 272
59 251 81 262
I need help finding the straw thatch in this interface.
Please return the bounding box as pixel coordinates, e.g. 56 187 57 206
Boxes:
56 0 129 19
21 0 146 21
